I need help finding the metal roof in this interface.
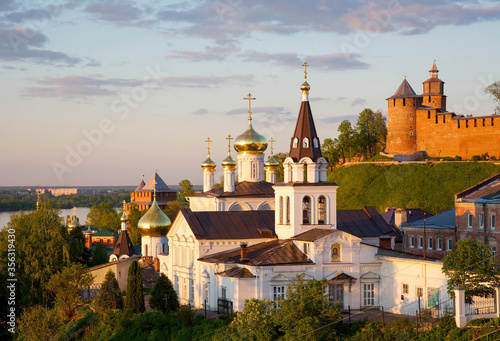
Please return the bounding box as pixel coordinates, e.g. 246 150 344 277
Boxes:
402 209 455 229
192 181 275 198
289 100 323 161
386 78 421 99
337 207 395 238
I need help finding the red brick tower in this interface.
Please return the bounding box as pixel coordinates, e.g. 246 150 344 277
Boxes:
421 60 446 111
386 78 422 155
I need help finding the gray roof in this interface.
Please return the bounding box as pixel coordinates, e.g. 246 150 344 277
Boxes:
387 79 422 99
457 173 500 202
402 209 455 229
142 171 175 192
337 207 395 238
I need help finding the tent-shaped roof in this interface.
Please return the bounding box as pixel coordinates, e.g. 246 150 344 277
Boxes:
386 78 421 99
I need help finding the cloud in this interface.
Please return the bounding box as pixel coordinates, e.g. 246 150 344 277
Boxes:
23 73 254 98
226 105 295 124
156 1 500 39
167 41 241 62
337 97 347 101
351 97 367 107
0 27 81 65
191 108 209 115
85 1 142 22
319 114 359 124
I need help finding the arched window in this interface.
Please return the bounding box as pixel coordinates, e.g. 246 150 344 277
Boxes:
251 161 257 178
279 197 283 224
286 197 290 224
303 138 309 148
302 196 311 225
313 138 319 148
229 204 242 211
293 138 298 148
318 196 326 224
145 244 148 257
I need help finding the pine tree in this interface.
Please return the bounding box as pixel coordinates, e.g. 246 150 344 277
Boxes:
149 273 179 313
125 260 145 312
94 269 123 310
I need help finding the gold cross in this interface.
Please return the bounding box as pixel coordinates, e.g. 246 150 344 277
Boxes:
302 61 309 80
205 137 212 155
226 134 233 153
243 93 256 121
73 206 77 216
122 200 126 210
153 180 157 197
269 137 275 154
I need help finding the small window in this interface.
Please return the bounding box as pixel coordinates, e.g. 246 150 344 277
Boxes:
273 286 285 304
302 196 311 225
491 246 497 256
437 238 443 251
458 120 460 128
286 197 290 224
483 118 486 127
435 116 438 124
427 111 431 119
318 196 326 224
313 138 319 148
491 214 496 230
293 138 298 148
221 287 227 300
427 237 433 250
402 283 409 294
393 99 396 106
467 213 473 228
410 116 414 121
492 118 495 126
279 197 283 224
474 119 477 127
303 137 309 148
403 98 406 106
416 287 423 297
479 213 484 230
409 236 415 248
118 271 121 278
466 120 469 128
418 236 423 249
443 115 445 123
447 239 453 251
303 243 309 256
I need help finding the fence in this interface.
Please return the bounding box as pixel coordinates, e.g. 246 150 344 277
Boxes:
465 294 496 316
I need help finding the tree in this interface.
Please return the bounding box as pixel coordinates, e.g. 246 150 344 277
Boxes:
230 299 278 340
485 81 500 114
321 138 340 170
0 202 68 307
178 179 196 202
355 109 387 159
46 263 94 319
276 274 341 340
125 260 145 313
67 225 92 265
87 203 120 233
17 305 62 341
273 152 288 183
442 237 500 301
149 273 179 313
91 242 109 266
336 120 357 163
127 203 145 246
94 269 123 310
163 200 185 222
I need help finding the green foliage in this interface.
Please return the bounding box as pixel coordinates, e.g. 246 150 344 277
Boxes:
455 155 462 161
127 203 145 246
87 203 120 233
163 200 186 222
0 202 68 307
91 242 109 266
472 154 481 161
337 120 357 163
125 260 145 313
322 138 340 169
94 270 123 310
355 109 387 159
176 306 196 327
68 226 92 265
178 179 196 202
328 162 500 214
149 273 179 313
46 263 94 319
442 238 500 300
16 305 62 341
485 81 500 114
273 152 288 183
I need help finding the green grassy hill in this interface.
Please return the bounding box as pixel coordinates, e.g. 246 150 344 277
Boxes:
328 162 500 214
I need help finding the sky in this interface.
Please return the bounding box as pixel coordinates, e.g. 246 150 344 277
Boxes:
1 0 499 187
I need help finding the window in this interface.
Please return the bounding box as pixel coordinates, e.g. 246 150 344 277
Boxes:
363 284 375 306
221 287 227 300
483 118 486 127
467 213 473 228
491 246 497 256
416 287 423 298
418 236 423 249
279 196 283 224
273 286 285 304
402 283 409 294
313 138 319 148
443 115 446 123
318 196 326 224
286 197 290 224
458 120 460 128
409 236 415 248
183 278 188 299
427 237 433 250
203 282 209 305
474 119 477 127
492 118 495 126
427 111 431 119
302 196 311 225
447 239 453 251
491 214 496 230
251 161 257 178
145 244 148 257
293 138 298 148
479 213 484 229
403 98 406 106
118 271 121 278
437 238 443 251
393 99 396 106
303 137 309 148
435 116 438 124
303 243 309 256
466 120 469 128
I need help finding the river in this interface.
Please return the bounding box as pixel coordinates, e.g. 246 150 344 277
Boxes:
0 207 92 229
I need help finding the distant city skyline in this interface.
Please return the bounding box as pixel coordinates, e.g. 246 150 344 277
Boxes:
1 0 499 186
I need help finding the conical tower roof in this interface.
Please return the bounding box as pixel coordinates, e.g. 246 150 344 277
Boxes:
134 176 145 192
142 171 172 192
386 78 421 99
113 204 136 258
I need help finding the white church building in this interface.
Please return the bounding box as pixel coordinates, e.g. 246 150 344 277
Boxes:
136 66 451 315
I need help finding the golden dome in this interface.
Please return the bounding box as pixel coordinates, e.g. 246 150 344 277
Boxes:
137 198 171 237
222 154 237 168
301 80 310 93
201 156 216 169
234 122 268 154
265 155 280 167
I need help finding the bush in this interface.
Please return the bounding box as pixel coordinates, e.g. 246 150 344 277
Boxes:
472 155 481 161
454 155 462 161
481 153 490 160
176 306 195 327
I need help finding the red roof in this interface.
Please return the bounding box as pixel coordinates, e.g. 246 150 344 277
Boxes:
288 100 323 161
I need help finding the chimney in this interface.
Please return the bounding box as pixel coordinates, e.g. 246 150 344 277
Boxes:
394 208 407 227
240 242 248 262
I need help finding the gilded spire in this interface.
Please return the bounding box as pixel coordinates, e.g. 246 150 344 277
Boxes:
226 134 233 154
300 61 311 97
222 134 237 168
265 137 279 167
269 137 276 155
121 200 127 222
243 93 256 123
201 137 216 168
234 93 268 154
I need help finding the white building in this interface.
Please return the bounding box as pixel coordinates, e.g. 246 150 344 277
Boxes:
155 66 450 314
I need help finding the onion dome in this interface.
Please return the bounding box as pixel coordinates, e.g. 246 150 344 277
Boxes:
68 206 79 229
300 80 310 94
137 197 171 237
234 93 268 154
265 155 279 167
201 155 216 169
222 154 237 168
85 225 93 235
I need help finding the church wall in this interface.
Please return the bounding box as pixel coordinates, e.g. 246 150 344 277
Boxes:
378 256 449 316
